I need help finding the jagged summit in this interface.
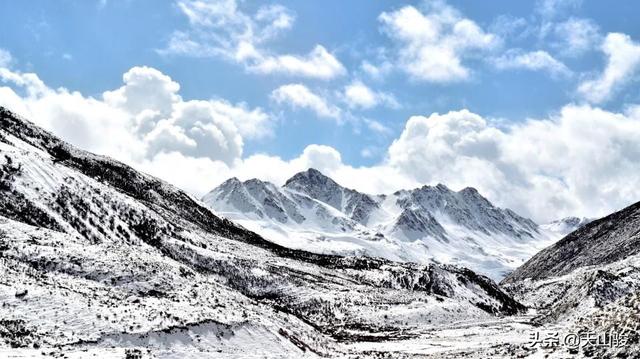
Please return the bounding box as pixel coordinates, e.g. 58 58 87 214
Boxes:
284 168 351 210
220 176 242 186
204 169 555 280
284 168 335 187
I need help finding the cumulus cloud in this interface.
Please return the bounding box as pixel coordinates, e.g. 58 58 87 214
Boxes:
378 1 498 82
386 106 640 222
493 49 571 78
0 68 141 160
271 84 341 120
343 80 399 110
104 66 181 117
0 65 273 192
164 0 345 80
578 33 640 103
144 100 244 165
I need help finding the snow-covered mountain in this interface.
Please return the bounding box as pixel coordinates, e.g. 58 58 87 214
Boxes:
203 169 558 280
0 107 528 357
540 216 592 237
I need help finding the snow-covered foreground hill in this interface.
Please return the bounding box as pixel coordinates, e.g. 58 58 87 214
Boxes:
203 169 560 280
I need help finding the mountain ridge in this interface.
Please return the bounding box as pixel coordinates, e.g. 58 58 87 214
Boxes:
503 199 640 283
203 168 557 280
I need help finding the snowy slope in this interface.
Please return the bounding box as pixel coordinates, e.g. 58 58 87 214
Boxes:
203 169 559 280
540 216 593 237
0 106 527 357
505 199 640 283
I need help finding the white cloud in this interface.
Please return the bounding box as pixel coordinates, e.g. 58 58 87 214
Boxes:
343 80 399 110
493 49 571 77
164 0 345 80
360 147 375 159
144 100 244 165
553 18 600 56
578 33 640 103
379 2 498 83
248 45 346 80
104 66 181 117
344 81 376 109
207 100 272 140
0 65 273 190
386 106 640 222
271 84 341 120
138 151 232 195
0 68 140 160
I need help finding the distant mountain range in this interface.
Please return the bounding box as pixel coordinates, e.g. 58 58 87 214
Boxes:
203 168 566 280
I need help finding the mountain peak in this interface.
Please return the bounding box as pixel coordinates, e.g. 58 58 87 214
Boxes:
459 186 491 204
220 177 241 186
284 168 342 194
459 186 479 194
415 183 453 194
284 168 334 187
283 168 347 211
244 177 272 188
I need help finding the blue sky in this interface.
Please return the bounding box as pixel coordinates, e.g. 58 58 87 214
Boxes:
1 0 640 222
